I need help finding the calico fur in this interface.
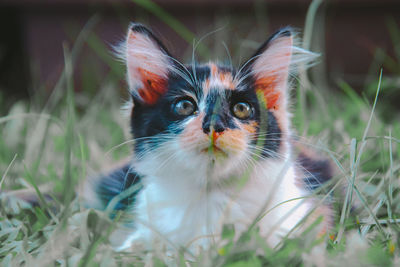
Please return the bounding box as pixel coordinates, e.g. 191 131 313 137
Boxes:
82 23 332 253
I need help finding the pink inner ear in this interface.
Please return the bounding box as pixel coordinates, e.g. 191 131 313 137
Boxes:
126 30 170 105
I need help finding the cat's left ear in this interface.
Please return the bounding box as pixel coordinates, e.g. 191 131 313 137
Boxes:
241 28 294 110
123 23 175 105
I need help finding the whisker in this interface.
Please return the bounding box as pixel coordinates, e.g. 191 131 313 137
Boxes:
221 41 233 69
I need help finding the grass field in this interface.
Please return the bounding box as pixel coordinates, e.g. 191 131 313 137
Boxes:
1 0 400 266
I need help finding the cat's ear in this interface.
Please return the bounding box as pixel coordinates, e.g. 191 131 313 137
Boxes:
241 28 294 110
123 23 174 105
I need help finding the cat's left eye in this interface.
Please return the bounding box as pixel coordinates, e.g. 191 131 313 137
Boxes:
174 99 197 116
232 102 252 120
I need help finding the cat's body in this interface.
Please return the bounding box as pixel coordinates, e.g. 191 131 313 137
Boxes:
83 23 333 253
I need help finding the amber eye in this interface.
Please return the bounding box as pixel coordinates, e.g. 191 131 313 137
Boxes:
174 99 196 116
232 102 252 119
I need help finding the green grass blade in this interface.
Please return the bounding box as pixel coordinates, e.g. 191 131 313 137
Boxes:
0 154 17 190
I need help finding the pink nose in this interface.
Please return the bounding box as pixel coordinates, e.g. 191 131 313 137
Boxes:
211 129 223 143
202 120 225 134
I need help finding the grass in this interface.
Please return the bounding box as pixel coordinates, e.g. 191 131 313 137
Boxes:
1 0 400 265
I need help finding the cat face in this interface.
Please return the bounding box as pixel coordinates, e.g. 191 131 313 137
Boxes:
121 24 314 180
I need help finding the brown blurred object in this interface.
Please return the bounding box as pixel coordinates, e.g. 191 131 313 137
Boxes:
0 0 399 99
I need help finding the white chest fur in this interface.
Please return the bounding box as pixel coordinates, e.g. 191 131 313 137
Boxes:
115 157 311 252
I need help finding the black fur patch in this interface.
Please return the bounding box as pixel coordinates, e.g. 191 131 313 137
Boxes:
186 64 211 92
298 153 333 191
260 111 281 158
95 164 142 211
202 90 239 134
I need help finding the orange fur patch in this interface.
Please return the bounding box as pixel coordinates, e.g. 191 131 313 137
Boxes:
242 121 258 134
203 63 236 93
218 72 235 90
210 63 218 76
255 75 280 110
217 128 246 152
137 68 168 105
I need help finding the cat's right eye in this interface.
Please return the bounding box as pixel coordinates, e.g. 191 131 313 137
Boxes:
173 99 196 116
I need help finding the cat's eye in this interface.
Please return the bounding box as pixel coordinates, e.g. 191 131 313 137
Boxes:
232 102 252 120
174 99 196 116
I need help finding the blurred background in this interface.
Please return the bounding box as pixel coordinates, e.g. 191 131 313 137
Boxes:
0 0 400 120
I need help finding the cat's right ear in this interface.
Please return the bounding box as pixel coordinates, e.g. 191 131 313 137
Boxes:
122 23 174 105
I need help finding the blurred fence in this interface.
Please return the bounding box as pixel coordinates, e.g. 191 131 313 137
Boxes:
0 0 399 99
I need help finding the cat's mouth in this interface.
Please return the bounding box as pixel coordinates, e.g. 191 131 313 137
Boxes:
200 144 228 157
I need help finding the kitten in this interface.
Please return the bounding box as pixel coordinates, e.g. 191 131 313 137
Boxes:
83 23 333 253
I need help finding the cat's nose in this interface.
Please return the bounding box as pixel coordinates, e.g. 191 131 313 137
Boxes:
202 119 225 134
